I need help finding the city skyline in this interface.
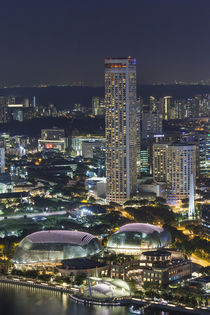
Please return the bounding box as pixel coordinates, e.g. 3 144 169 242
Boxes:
0 0 210 86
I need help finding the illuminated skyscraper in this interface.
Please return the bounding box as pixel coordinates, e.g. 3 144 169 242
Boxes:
153 143 168 182
189 172 195 217
105 57 137 203
199 132 210 177
0 147 5 173
142 110 163 139
161 96 172 120
167 144 196 204
153 143 196 205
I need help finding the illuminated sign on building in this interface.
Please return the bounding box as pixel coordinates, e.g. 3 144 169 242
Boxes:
46 143 53 149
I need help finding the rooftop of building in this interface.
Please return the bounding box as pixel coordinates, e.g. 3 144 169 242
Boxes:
142 250 171 257
26 230 97 246
60 258 105 270
191 276 210 283
105 56 135 60
117 223 164 234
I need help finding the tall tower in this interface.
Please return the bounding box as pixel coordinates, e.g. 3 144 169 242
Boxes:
105 57 137 203
167 144 196 204
161 96 172 120
189 172 195 217
0 147 5 173
153 143 169 182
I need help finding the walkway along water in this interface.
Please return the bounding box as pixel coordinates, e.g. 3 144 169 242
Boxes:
0 277 209 315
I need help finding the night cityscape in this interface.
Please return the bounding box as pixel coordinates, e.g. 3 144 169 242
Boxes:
0 1 209 315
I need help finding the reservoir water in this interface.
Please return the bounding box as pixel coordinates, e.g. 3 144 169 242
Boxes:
0 283 188 315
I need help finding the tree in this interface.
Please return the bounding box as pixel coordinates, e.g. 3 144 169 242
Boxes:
75 272 87 286
155 197 167 204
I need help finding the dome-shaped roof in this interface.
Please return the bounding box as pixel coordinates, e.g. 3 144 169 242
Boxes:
117 223 163 234
13 230 101 264
107 223 171 254
27 230 96 246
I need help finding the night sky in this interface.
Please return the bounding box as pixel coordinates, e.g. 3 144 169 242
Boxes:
0 0 210 86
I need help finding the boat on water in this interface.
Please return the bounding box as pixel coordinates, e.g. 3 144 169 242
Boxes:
129 305 142 314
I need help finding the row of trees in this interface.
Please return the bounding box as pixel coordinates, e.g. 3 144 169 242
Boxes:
141 281 209 308
11 269 87 286
164 224 210 258
125 205 177 226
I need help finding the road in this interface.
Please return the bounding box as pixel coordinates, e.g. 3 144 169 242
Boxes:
190 254 209 267
0 210 67 221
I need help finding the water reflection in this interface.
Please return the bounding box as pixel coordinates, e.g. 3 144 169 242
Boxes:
0 284 129 315
0 283 186 315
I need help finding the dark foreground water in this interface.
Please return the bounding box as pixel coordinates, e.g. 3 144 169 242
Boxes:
0 283 188 315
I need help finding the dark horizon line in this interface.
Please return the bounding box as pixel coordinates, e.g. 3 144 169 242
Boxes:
1 83 210 89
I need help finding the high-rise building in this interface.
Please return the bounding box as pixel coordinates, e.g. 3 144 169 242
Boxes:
92 97 105 116
161 96 172 120
140 145 149 175
199 133 210 177
153 143 196 205
142 110 163 139
153 143 169 182
0 96 15 123
167 144 196 204
0 147 5 173
105 57 137 203
136 98 142 176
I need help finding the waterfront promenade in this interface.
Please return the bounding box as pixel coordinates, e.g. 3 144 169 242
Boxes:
0 277 209 315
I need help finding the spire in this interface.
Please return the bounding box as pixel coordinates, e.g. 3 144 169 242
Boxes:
189 172 195 218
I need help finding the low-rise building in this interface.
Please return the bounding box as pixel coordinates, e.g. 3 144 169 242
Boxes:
110 250 192 285
140 250 192 285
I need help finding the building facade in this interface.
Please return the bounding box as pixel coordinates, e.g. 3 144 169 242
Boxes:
153 143 168 182
142 110 163 139
0 147 5 173
38 128 67 152
105 57 137 203
167 144 196 204
92 97 105 116
199 133 210 177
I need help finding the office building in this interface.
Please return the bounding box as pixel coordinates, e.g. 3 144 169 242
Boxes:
0 96 16 123
161 96 172 120
82 140 105 159
153 143 168 182
199 133 210 177
201 205 210 234
136 99 142 176
0 148 5 173
38 128 67 152
142 110 163 139
140 144 150 175
105 57 137 203
71 135 105 156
